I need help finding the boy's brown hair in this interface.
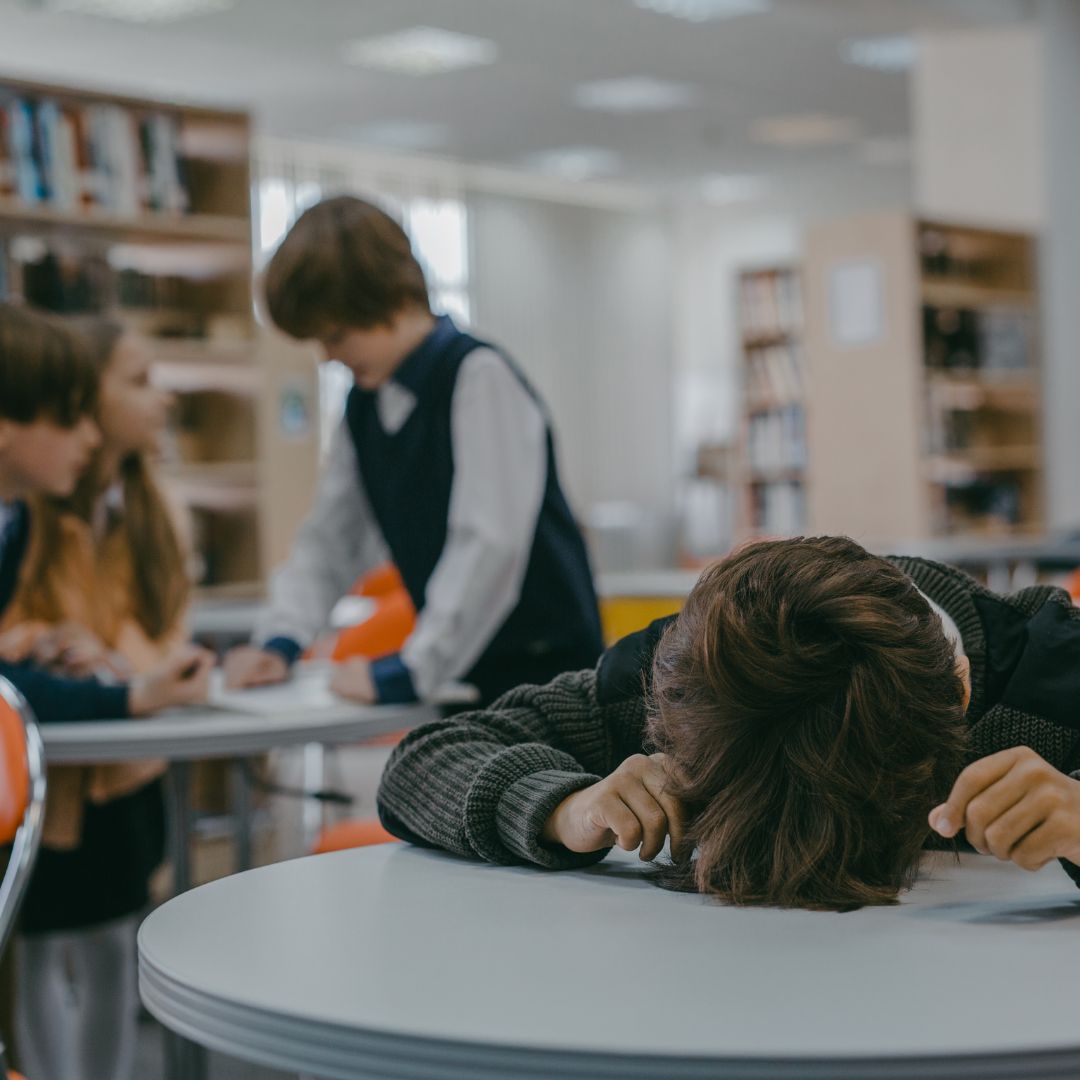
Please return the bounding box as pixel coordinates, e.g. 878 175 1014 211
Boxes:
0 303 98 426
264 195 430 339
648 536 968 912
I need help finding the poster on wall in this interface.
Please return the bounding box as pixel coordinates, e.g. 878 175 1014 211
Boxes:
828 259 885 347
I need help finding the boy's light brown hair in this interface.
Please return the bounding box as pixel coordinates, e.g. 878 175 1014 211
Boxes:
648 536 968 912
0 302 98 426
264 195 430 340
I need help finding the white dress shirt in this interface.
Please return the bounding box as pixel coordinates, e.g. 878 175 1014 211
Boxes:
254 346 548 700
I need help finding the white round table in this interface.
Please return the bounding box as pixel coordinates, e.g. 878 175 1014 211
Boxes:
44 687 440 1080
139 843 1080 1080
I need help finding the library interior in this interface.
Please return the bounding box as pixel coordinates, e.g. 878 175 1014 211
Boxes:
1 2 1080 1080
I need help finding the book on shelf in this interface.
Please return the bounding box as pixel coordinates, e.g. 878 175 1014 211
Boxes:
923 304 1032 373
739 270 802 339
750 481 805 537
746 344 803 406
0 88 190 218
747 405 806 473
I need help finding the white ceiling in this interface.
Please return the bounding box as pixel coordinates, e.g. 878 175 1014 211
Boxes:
0 0 1036 196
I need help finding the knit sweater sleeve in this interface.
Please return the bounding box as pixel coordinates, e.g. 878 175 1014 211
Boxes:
377 666 648 869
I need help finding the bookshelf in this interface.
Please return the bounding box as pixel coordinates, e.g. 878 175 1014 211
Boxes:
736 266 807 539
802 213 1042 546
0 76 319 598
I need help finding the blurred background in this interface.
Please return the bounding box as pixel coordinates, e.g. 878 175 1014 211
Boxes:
3 0 1077 597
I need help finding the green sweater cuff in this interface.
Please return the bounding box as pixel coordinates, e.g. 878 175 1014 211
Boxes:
496 768 610 870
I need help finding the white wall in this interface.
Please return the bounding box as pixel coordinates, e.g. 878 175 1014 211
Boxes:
913 26 1044 229
468 194 674 524
1041 0 1080 530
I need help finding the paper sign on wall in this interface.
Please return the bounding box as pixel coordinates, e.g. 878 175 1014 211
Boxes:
828 259 884 347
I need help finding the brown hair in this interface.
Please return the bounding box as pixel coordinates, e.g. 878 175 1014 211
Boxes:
22 318 188 641
648 536 968 912
0 302 98 426
263 195 430 339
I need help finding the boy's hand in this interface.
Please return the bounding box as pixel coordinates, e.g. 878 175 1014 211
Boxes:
129 646 215 716
30 623 129 680
329 657 376 704
930 746 1080 870
223 645 290 689
542 753 685 861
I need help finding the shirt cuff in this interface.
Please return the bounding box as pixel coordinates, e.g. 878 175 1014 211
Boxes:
370 653 419 704
261 637 302 666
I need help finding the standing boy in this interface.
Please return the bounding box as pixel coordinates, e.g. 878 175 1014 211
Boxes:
225 196 602 705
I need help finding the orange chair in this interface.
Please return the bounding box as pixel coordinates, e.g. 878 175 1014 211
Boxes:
311 818 399 855
0 677 46 1080
331 563 416 662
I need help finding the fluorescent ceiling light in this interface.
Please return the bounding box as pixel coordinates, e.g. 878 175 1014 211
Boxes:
50 0 232 19
349 121 451 151
342 27 498 76
843 36 919 72
700 173 767 204
575 77 697 113
750 113 861 147
860 136 912 166
634 0 770 21
523 146 622 181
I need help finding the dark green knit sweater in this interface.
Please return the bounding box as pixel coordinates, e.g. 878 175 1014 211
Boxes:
377 557 1080 880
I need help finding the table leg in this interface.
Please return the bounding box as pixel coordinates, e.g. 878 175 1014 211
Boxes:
163 761 208 1080
301 743 325 850
230 757 253 873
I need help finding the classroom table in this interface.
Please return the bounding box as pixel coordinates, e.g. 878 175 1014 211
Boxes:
41 667 456 1080
139 842 1080 1080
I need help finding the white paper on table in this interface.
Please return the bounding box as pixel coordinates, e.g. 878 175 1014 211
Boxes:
209 663 341 715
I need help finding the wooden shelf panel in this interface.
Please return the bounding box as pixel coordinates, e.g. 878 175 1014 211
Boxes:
925 446 1042 482
921 279 1034 311
0 200 249 244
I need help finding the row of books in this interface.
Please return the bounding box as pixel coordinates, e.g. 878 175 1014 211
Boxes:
937 478 1023 533
0 92 189 216
0 236 191 314
739 269 801 339
748 481 806 538
745 344 803 406
746 405 807 473
923 305 1032 372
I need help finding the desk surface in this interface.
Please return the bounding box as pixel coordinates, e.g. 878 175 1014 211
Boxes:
139 844 1080 1080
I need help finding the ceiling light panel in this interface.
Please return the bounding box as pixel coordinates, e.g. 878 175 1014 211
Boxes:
842 36 919 72
524 146 622 180
700 173 767 204
633 0 770 21
343 27 498 76
575 77 698 113
50 0 232 20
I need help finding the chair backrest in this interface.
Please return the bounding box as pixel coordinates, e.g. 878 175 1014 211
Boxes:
0 676 45 962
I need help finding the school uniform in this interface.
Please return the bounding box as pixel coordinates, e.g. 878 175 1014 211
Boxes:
376 556 1080 886
255 315 603 705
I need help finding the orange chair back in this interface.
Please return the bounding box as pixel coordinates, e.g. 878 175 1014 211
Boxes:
312 819 399 855
0 695 29 847
357 563 406 600
332 587 416 662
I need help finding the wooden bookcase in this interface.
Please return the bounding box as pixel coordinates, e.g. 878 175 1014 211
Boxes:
801 212 1041 548
735 265 807 539
0 76 319 598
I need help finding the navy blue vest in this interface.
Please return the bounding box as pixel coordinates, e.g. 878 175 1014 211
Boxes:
344 317 602 700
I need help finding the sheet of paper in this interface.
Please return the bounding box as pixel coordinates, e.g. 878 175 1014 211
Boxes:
209 663 341 715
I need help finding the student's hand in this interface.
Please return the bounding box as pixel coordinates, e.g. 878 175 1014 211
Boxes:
329 657 376 704
129 646 215 716
29 623 129 680
542 753 685 861
223 645 290 690
929 746 1080 870
0 622 50 663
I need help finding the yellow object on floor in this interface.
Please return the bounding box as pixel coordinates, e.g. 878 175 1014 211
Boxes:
600 596 685 645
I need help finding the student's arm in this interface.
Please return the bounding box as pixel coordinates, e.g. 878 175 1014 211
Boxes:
0 660 129 722
252 420 388 662
377 666 650 869
370 349 547 702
